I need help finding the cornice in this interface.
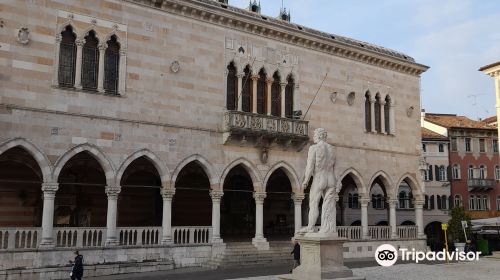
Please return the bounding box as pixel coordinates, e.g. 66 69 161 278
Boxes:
125 0 429 76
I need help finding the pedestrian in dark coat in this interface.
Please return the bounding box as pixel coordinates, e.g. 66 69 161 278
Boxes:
70 250 84 280
290 240 300 271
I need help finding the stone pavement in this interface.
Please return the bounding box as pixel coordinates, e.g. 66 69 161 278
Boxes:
87 257 500 280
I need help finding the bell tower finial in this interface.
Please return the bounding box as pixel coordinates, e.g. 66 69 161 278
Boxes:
248 0 261 13
278 1 291 22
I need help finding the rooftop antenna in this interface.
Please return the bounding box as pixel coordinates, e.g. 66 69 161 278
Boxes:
467 93 488 120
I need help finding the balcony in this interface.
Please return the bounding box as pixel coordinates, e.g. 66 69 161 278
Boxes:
222 111 309 150
467 179 495 191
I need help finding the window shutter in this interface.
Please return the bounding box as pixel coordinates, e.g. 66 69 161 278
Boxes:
429 165 433 181
435 166 439 181
446 166 451 181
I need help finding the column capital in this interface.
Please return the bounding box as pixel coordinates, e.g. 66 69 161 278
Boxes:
387 198 398 207
55 34 62 43
280 82 287 87
414 199 425 207
42 182 59 193
250 74 259 81
161 188 176 200
237 73 245 78
119 49 127 56
98 43 107 51
266 78 273 84
75 39 85 47
210 189 224 201
291 193 305 203
360 197 370 206
253 191 267 203
105 186 121 198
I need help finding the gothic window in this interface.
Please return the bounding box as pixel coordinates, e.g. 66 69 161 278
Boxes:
242 65 252 112
384 95 391 133
271 71 281 117
104 35 120 94
454 194 462 207
58 25 77 87
256 68 267 114
479 165 486 179
365 92 371 131
424 195 429 209
226 62 237 110
374 94 381 133
285 74 294 118
468 165 474 179
81 30 99 90
452 164 460 180
429 195 435 209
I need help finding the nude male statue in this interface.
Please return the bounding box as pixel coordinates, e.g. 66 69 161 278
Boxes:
299 128 338 235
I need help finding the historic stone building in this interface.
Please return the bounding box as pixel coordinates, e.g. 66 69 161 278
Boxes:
0 0 428 278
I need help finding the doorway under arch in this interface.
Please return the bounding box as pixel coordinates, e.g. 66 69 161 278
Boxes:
264 168 293 240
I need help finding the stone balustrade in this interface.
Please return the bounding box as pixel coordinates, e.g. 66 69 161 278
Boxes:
222 111 309 147
368 226 392 240
172 226 212 245
0 228 40 250
118 227 161 246
397 226 418 239
54 227 106 248
337 226 362 240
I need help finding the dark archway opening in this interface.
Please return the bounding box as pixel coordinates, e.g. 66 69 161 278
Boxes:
118 156 162 227
221 165 255 241
425 221 445 251
173 162 211 226
264 169 293 240
57 152 107 227
338 174 360 226
369 177 389 226
0 147 43 227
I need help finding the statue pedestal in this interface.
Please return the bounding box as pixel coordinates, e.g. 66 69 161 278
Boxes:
280 235 364 280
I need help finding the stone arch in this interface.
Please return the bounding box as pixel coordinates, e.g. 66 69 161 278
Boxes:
338 168 366 197
79 27 100 42
103 31 122 47
263 161 300 193
53 143 115 186
116 149 169 187
368 170 394 197
220 158 263 191
0 138 52 183
172 154 218 187
57 23 78 39
395 173 423 200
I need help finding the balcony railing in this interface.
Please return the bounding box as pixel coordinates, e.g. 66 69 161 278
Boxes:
222 111 309 149
467 179 495 190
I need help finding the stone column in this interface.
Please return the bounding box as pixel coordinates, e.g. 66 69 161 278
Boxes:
360 197 370 239
388 199 398 238
161 188 175 244
52 35 62 86
370 98 376 133
251 75 258 114
74 39 84 89
415 199 425 238
237 73 244 111
280 82 287 118
380 101 386 134
389 103 396 134
118 49 127 95
40 183 59 247
97 43 106 93
105 186 120 246
252 192 268 248
292 193 305 233
266 79 273 115
210 189 224 243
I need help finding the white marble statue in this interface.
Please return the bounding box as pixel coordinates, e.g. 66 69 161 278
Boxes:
299 128 338 236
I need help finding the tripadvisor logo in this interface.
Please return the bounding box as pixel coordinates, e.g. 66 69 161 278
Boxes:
374 243 481 267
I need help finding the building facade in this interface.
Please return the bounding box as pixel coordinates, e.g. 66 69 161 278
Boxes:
422 113 500 219
420 125 451 250
0 0 428 278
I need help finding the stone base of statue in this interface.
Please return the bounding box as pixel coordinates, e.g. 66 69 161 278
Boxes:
280 234 365 280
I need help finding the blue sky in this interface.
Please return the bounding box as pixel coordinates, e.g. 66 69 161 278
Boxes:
230 0 500 119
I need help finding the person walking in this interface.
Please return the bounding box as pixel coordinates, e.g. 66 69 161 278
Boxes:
290 240 300 272
70 250 84 280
